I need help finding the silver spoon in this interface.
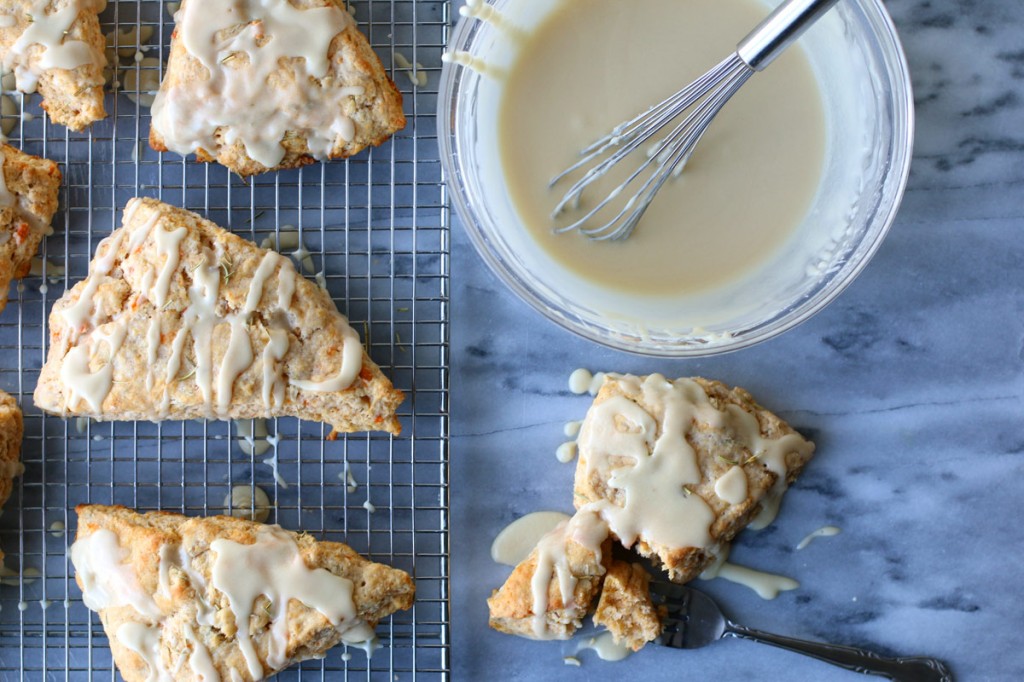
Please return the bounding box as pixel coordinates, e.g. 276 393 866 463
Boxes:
656 583 953 681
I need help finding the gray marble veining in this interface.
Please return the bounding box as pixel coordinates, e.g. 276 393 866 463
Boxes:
449 0 1024 679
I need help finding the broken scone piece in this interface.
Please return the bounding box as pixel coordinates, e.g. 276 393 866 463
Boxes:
0 143 61 312
0 0 107 130
593 560 662 652
488 510 610 641
0 389 23 565
488 373 815 653
574 373 815 583
150 0 405 177
33 197 403 434
70 505 415 682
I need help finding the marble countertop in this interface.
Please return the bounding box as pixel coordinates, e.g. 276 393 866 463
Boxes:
448 0 1024 679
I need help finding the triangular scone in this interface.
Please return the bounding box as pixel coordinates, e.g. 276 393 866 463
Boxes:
488 510 610 640
149 0 405 177
0 389 23 564
0 0 107 131
593 560 662 652
33 197 403 434
574 374 815 583
71 505 415 682
0 143 61 312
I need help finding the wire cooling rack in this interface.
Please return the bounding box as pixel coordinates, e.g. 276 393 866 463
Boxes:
0 1 450 679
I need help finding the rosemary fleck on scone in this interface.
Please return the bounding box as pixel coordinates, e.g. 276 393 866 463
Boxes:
71 505 415 682
0 389 23 564
593 560 662 651
149 0 405 177
487 510 610 641
0 0 107 130
33 197 403 434
0 143 61 313
574 373 815 583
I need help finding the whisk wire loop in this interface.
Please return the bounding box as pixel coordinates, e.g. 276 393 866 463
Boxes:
549 0 839 241
553 54 753 241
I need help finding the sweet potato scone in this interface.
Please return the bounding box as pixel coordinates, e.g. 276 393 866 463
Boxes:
71 505 415 682
0 389 23 565
0 0 107 130
574 373 815 583
487 510 610 641
0 143 61 313
488 373 814 652
33 197 404 434
149 0 405 177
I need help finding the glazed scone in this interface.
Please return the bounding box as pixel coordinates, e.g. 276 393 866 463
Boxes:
592 560 662 651
33 197 404 434
149 0 405 177
71 505 416 682
0 0 107 131
574 374 815 583
0 389 23 564
0 143 61 313
488 510 610 641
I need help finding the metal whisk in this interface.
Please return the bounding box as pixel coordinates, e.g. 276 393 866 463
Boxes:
550 0 839 241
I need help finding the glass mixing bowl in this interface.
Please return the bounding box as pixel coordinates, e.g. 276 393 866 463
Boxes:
439 0 913 356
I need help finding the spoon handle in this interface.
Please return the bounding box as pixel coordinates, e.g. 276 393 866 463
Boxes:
723 622 953 681
737 0 839 70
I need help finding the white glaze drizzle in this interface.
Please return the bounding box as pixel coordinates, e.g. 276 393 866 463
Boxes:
235 418 271 456
59 200 363 420
151 0 365 168
699 544 799 599
116 621 173 682
527 510 606 639
70 528 162 619
183 623 220 682
289 316 362 393
458 0 525 41
60 322 128 412
490 511 570 567
555 441 577 463
2 0 107 94
209 526 362 678
796 525 841 550
224 484 271 523
151 225 187 307
155 542 216 626
714 465 748 505
575 631 632 662
576 374 813 558
568 368 606 396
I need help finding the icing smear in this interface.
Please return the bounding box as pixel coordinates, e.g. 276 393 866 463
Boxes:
71 523 370 681
55 199 364 419
151 0 366 168
1 0 107 94
575 374 814 556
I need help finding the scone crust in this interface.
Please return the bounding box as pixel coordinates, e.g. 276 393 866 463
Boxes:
149 0 405 177
33 197 403 434
487 532 610 641
593 560 662 651
574 375 815 583
0 389 23 513
74 504 415 682
0 0 107 130
0 143 62 312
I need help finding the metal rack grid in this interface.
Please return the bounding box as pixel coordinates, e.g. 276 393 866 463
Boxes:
0 0 450 679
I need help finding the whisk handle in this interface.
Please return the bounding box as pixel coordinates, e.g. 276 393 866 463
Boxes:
737 0 839 70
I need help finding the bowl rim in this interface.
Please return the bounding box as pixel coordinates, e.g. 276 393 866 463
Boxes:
438 0 915 357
